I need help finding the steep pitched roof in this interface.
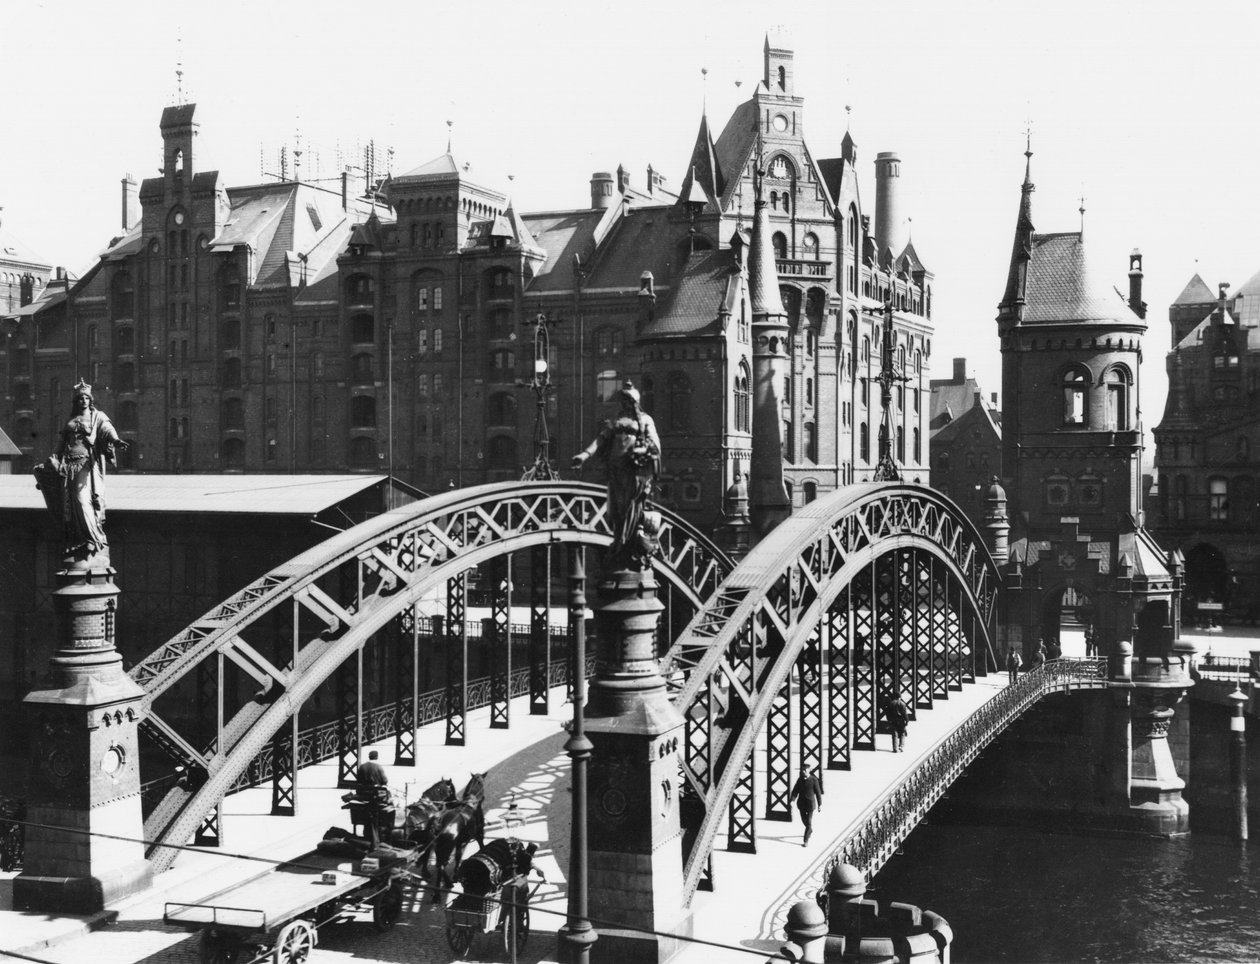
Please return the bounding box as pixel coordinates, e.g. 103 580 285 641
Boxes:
1172 272 1216 305
640 249 741 338
714 99 758 209
1022 232 1140 325
0 223 51 270
897 240 928 275
0 424 20 457
520 209 604 293
395 151 470 181
580 205 680 291
676 112 725 210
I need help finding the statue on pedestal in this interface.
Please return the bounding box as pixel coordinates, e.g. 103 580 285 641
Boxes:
572 381 662 570
33 379 129 565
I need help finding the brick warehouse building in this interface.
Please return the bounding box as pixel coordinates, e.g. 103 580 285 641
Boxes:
0 31 935 533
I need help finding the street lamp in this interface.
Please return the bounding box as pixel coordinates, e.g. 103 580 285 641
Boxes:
520 311 560 481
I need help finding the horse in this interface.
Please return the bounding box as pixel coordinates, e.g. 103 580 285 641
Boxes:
398 777 457 859
430 772 488 902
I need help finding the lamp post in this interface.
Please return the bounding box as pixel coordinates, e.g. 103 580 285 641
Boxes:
1230 685 1249 842
520 311 559 481
559 545 596 963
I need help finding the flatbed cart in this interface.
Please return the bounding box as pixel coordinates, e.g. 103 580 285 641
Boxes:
165 845 416 964
444 874 542 959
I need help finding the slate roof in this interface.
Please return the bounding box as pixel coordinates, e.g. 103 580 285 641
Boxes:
0 224 50 270
394 151 472 182
640 249 741 338
1172 272 1216 305
580 206 681 291
929 399 1000 446
1023 232 1140 325
521 209 605 292
0 474 416 514
714 99 758 208
929 377 987 430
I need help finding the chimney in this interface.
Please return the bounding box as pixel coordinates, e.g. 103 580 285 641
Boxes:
991 392 999 406
874 152 904 257
616 164 630 195
953 357 966 382
590 171 614 210
121 174 139 232
1128 249 1146 319
341 170 350 210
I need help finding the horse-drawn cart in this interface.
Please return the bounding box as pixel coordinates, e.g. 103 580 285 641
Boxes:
165 844 416 964
443 873 540 958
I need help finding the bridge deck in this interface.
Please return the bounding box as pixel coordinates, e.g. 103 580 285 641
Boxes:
2 670 1017 962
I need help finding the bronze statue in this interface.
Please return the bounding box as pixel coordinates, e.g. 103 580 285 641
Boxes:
572 381 662 569
33 379 129 564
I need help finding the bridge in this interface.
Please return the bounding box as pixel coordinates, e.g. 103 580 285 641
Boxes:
14 477 1139 953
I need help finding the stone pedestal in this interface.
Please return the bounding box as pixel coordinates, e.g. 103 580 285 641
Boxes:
1125 662 1191 835
584 566 692 964
14 566 152 913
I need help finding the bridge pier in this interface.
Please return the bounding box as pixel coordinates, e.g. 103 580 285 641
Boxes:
14 565 151 913
583 564 692 964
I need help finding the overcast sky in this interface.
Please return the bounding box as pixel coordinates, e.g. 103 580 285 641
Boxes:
5 0 1260 431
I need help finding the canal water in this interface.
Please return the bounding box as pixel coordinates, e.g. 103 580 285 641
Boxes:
870 821 1260 963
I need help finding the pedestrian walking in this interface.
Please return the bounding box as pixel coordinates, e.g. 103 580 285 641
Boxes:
1006 648 1022 684
884 694 909 753
1032 639 1047 670
1084 623 1096 657
789 767 823 846
1046 637 1061 661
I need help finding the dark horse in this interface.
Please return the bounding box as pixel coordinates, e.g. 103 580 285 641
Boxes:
400 777 457 849
430 772 487 902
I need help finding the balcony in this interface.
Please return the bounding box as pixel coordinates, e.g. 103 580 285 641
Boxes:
776 259 831 279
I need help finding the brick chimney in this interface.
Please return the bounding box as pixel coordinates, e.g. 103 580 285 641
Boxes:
121 174 139 232
1128 249 1146 319
953 357 966 382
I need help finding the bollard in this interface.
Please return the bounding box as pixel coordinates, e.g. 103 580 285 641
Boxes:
1230 686 1249 842
781 900 828 963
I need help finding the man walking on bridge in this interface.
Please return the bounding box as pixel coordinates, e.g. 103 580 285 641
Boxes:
790 767 823 846
1007 648 1022 684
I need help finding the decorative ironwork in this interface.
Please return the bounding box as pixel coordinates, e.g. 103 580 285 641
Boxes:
446 574 467 747
799 630 823 778
488 554 512 729
772 658 1109 937
529 544 552 715
826 596 851 771
727 752 756 853
393 608 416 766
765 678 792 821
335 655 360 789
270 714 296 816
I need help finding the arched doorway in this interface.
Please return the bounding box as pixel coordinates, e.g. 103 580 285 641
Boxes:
1041 585 1096 656
1183 543 1228 624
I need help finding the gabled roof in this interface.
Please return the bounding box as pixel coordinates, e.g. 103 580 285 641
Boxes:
1022 232 1141 325
395 151 471 181
1172 272 1216 305
520 208 604 293
640 248 741 338
580 205 681 291
897 240 928 275
0 224 51 270
929 398 1001 445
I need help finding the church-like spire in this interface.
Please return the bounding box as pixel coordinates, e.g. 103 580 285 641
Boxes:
998 133 1037 320
676 111 725 212
748 167 785 318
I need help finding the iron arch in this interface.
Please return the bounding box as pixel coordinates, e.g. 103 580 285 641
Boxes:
134 481 731 870
661 483 1000 905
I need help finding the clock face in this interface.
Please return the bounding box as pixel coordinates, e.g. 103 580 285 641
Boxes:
101 744 125 775
772 114 789 133
174 211 185 225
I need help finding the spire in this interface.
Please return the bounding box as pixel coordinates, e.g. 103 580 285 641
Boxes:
677 110 725 211
998 133 1037 319
748 165 785 318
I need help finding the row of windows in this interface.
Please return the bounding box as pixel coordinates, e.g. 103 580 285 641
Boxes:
1160 474 1258 524
408 222 447 249
1061 367 1131 429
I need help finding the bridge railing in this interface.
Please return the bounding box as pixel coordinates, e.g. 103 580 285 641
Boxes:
1194 655 1254 682
819 657 1107 882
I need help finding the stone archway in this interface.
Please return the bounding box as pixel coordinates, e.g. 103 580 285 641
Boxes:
1040 584 1096 656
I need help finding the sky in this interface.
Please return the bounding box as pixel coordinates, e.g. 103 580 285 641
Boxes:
4 0 1260 433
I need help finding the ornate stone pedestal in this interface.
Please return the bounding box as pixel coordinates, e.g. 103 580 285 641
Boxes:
1124 660 1191 835
14 565 151 913
584 566 692 964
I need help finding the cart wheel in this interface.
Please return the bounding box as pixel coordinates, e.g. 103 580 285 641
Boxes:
445 922 474 958
199 930 240 964
502 902 530 956
372 883 404 933
273 920 317 964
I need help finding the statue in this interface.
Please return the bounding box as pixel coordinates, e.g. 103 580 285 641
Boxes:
572 381 661 570
33 379 129 564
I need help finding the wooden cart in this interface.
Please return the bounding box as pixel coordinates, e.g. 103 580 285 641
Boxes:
165 846 415 964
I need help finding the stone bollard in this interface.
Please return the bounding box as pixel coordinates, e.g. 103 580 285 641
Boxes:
820 861 954 964
774 900 829 963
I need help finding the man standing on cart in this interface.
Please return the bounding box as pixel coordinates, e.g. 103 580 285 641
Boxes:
355 751 390 846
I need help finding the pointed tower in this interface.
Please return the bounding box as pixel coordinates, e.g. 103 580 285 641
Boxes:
676 112 724 210
748 167 792 536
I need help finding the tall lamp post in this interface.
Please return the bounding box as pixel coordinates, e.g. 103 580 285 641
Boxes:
873 297 908 482
520 311 559 481
559 545 597 963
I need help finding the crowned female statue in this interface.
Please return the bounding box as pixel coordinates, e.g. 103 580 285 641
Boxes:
33 379 130 564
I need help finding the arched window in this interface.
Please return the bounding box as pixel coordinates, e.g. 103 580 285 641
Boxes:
350 395 376 428
896 427 905 463
668 373 692 431
734 363 750 432
116 362 135 393
1209 476 1229 521
913 427 921 462
486 267 513 299
222 397 244 429
220 318 240 350
859 423 870 461
111 272 134 319
350 314 375 344
344 273 373 305
222 437 245 468
804 422 817 462
595 327 623 357
220 265 242 310
804 481 817 504
596 370 620 403
350 436 377 468
1062 368 1088 426
488 392 517 425
771 232 787 260
1105 367 1130 431
777 65 786 90
490 349 516 381
863 335 871 362
222 357 242 389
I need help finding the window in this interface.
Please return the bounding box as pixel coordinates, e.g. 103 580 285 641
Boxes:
111 272 134 319
859 423 869 461
596 370 620 403
486 267 512 299
1174 475 1188 521
222 397 244 429
1062 369 1088 426
352 353 373 384
1105 368 1130 430
489 307 512 335
345 274 373 304
350 395 376 428
595 328 623 357
642 376 656 413
1209 477 1228 521
772 232 787 260
114 326 135 355
87 325 98 352
668 373 692 431
116 362 135 393
222 357 242 388
434 329 443 353
221 266 242 309
896 427 904 463
434 373 444 395
804 482 817 504
734 364 750 432
222 437 245 468
417 287 429 311
313 352 324 378
490 349 516 381
117 401 138 431
417 374 430 399
351 314 375 344
418 329 429 354
804 422 817 462
805 378 814 407
434 287 443 311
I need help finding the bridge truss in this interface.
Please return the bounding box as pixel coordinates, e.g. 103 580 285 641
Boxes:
129 482 731 872
662 484 1002 905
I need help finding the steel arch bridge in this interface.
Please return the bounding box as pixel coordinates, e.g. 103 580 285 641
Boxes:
130 481 731 872
661 484 1001 905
